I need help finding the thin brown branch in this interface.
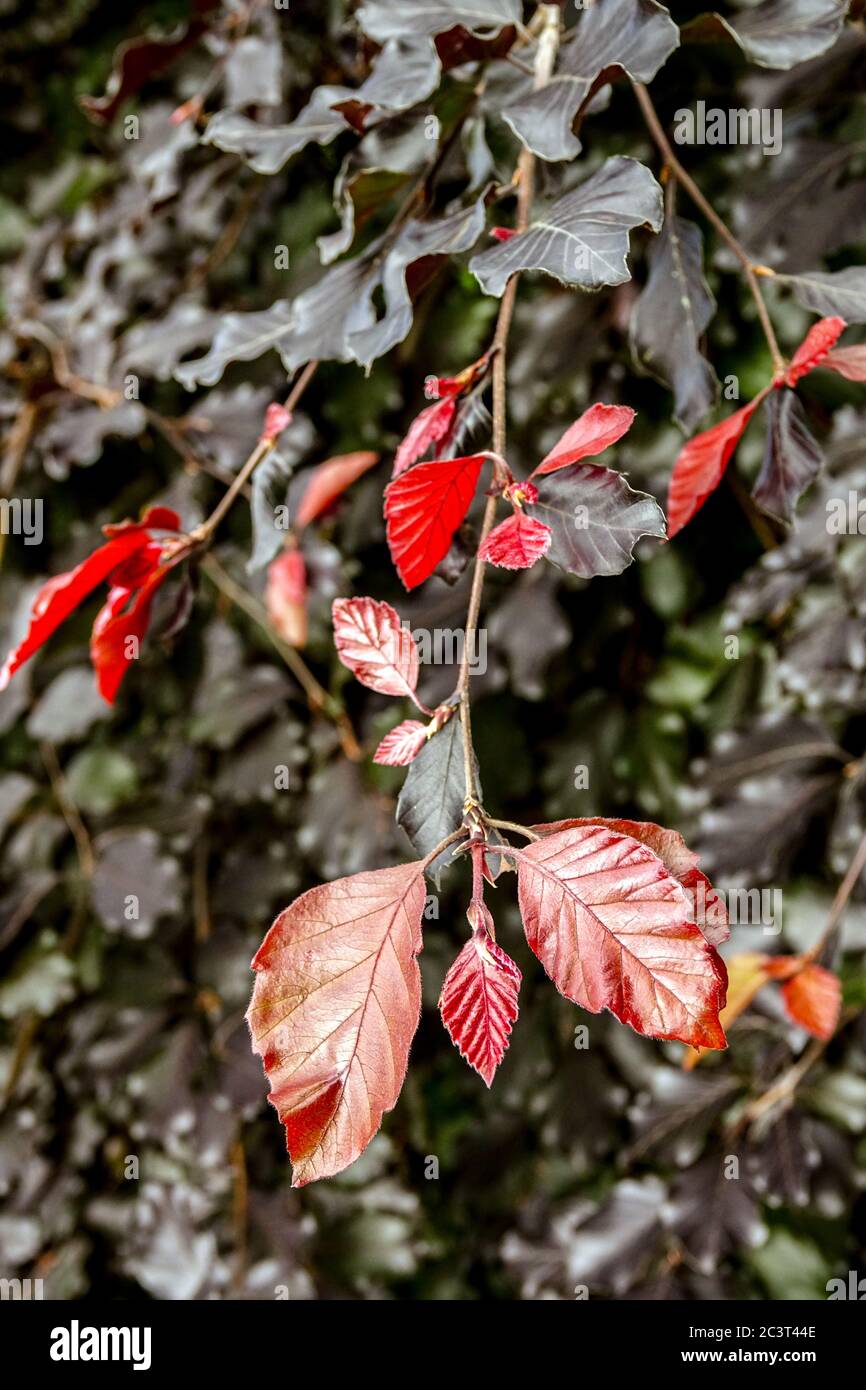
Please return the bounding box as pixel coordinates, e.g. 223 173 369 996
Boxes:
632 81 786 377
40 741 95 881
484 817 540 842
192 360 319 547
201 553 362 760
805 821 866 964
457 4 561 802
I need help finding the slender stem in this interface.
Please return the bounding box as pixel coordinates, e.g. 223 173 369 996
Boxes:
805 821 866 964
421 827 470 873
724 451 780 551
40 741 94 881
193 360 319 545
739 1036 827 1129
457 3 561 802
484 817 539 842
632 81 786 377
201 553 362 760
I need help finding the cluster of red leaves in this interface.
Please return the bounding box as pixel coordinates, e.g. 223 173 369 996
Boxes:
248 815 732 1185
481 403 635 569
384 401 635 588
667 316 860 535
0 507 182 703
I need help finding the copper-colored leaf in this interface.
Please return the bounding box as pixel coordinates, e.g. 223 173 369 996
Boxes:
248 860 427 1185
531 816 729 947
332 596 418 697
439 923 521 1086
780 961 841 1040
515 824 727 1049
294 451 379 529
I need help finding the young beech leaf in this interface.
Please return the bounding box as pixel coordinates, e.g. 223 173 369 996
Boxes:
374 718 428 766
667 395 765 538
396 713 470 882
784 314 845 386
531 816 730 948
332 596 418 698
384 454 486 590
266 550 307 648
294 451 379 530
533 403 636 476
248 860 427 1185
822 345 866 381
439 920 521 1086
753 390 823 525
779 961 841 1040
393 396 457 477
514 824 728 1049
479 511 552 569
525 462 665 579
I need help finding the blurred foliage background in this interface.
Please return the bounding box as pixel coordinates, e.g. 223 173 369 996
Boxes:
1 0 866 1300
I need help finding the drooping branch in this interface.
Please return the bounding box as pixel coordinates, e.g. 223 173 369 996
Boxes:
457 2 562 805
632 80 786 378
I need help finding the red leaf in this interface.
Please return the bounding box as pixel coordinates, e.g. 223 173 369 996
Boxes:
266 549 308 648
90 561 170 704
533 404 636 476
332 596 418 698
247 860 427 1185
531 817 729 948
439 924 521 1086
514 824 727 1049
294 451 379 530
384 454 486 590
780 962 841 1040
0 525 161 691
478 511 551 569
374 719 428 766
667 395 764 537
785 316 846 386
822 345 866 382
392 397 457 478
